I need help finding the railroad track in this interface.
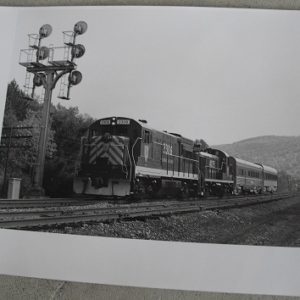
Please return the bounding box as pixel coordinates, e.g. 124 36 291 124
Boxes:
0 192 294 229
0 192 280 209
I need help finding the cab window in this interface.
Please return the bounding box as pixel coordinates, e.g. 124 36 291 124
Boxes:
144 130 151 144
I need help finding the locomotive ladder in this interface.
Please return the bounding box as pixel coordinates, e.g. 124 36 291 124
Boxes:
23 33 39 99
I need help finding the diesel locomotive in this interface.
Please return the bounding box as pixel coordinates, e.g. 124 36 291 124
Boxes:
73 116 278 198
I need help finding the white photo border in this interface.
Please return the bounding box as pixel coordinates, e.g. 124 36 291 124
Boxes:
0 6 299 297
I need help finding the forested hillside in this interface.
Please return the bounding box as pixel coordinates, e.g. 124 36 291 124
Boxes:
215 136 300 178
0 80 94 197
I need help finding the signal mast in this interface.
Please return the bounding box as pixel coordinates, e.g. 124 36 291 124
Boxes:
19 21 87 196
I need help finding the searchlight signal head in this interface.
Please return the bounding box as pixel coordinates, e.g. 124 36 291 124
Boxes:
20 21 88 102
33 73 46 87
37 46 50 60
39 24 52 39
69 70 82 85
74 21 88 35
71 44 85 59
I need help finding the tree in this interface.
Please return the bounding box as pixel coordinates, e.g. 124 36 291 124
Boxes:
1 80 56 196
43 104 94 196
1 80 94 197
4 80 36 123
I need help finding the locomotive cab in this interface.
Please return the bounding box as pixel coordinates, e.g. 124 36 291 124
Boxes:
73 117 140 197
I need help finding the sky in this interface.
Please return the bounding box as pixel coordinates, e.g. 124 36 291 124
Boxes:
5 6 300 145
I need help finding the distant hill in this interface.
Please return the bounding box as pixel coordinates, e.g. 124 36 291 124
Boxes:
214 135 300 178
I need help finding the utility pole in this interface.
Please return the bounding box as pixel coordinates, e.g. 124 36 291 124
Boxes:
0 126 33 196
34 71 54 191
19 22 87 196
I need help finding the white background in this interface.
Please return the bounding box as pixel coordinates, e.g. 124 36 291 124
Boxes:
0 229 300 296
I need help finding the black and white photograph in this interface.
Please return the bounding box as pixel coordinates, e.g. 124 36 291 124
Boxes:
1 6 300 246
0 5 300 297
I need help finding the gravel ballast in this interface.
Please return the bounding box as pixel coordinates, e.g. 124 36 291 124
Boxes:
43 196 300 247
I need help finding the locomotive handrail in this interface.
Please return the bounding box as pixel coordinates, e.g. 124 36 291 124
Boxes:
164 152 199 163
131 137 142 168
125 145 132 181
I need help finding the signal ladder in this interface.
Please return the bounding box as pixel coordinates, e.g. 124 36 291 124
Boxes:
57 32 75 100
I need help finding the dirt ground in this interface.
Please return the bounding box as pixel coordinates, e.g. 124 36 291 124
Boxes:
46 195 300 247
